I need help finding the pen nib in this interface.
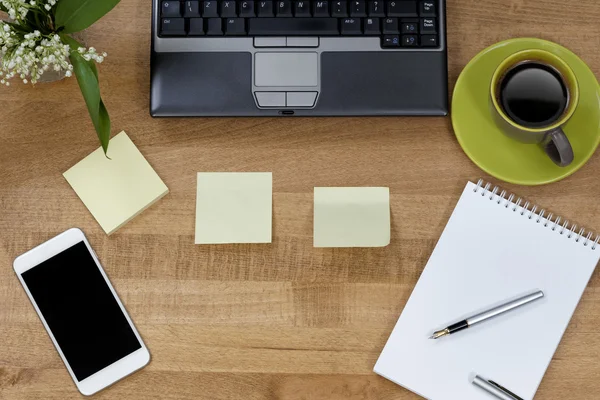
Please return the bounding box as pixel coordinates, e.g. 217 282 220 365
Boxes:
429 329 449 339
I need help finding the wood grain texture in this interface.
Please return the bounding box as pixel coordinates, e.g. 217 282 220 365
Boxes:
1 0 600 398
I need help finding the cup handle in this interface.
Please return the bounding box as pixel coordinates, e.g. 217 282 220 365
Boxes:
542 127 574 167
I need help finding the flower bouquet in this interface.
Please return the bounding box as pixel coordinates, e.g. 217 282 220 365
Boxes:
0 0 121 153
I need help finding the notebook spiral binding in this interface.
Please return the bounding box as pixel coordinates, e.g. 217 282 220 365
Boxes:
473 179 599 250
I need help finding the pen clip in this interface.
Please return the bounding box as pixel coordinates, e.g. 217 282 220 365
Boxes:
488 380 524 400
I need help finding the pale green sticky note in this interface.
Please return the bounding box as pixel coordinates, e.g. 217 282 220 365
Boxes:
314 187 390 248
63 131 169 235
195 172 272 244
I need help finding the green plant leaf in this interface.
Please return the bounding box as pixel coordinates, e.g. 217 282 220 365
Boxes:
62 35 111 154
55 0 120 34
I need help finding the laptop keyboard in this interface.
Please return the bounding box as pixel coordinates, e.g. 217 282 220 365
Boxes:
159 1 441 49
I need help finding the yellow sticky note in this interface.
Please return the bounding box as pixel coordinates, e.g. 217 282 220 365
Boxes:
195 172 272 244
314 187 390 248
63 131 169 235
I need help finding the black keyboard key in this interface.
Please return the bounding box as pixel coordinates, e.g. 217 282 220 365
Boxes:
387 1 417 17
188 17 205 35
420 34 437 46
382 34 399 47
258 1 274 16
276 1 293 16
314 0 330 16
240 1 256 17
340 17 361 34
402 34 418 46
248 17 339 35
350 1 366 17
420 17 436 33
368 0 385 16
221 1 237 17
382 17 398 33
295 1 311 16
161 17 186 35
162 1 181 17
206 17 223 34
363 17 380 34
420 1 436 17
183 1 200 17
224 17 247 35
203 1 218 17
332 1 347 17
401 21 418 34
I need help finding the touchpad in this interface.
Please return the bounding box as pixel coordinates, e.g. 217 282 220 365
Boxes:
255 52 318 87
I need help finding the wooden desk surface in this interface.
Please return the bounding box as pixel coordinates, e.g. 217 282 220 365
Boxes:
1 1 600 399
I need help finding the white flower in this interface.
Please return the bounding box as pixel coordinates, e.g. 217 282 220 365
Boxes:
1 17 108 86
44 4 50 10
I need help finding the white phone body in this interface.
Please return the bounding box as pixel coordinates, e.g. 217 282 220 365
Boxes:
13 228 150 396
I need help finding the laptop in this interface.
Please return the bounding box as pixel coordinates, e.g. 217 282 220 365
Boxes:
150 1 448 117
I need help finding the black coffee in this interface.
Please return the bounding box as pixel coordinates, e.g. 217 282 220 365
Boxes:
499 62 568 128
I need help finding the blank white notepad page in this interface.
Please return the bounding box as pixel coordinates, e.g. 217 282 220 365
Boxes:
374 181 599 400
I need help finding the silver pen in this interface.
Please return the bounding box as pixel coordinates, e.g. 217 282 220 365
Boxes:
472 375 524 400
429 290 544 339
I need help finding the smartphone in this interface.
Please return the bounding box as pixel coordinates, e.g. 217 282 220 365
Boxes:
13 228 150 396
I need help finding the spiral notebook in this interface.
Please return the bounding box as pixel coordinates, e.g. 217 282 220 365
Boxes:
374 180 600 400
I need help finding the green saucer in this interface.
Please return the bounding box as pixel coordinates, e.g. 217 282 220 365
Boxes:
452 38 600 185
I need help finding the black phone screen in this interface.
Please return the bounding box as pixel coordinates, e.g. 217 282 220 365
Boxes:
21 241 141 381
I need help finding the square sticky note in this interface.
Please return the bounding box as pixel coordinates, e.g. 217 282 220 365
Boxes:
314 187 390 248
195 172 272 244
63 131 169 235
